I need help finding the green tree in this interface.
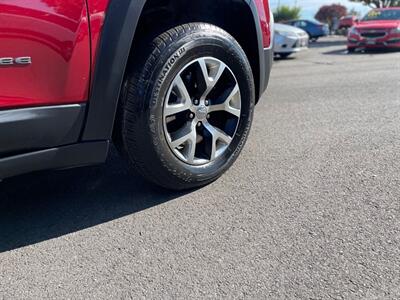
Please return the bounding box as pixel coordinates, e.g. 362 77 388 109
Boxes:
273 6 302 22
349 0 400 7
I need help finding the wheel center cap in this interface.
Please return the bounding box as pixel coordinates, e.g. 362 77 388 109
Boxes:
196 105 208 120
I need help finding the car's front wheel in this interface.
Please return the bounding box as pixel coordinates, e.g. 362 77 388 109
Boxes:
116 23 255 190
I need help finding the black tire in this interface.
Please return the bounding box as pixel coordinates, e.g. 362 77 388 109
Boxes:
279 53 292 59
347 47 355 53
116 23 255 190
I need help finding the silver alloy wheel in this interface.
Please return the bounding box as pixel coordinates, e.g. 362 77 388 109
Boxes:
163 57 241 165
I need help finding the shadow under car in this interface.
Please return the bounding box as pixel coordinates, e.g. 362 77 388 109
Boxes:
0 148 186 253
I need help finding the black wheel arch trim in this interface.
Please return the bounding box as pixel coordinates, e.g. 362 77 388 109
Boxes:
81 0 272 142
82 0 147 141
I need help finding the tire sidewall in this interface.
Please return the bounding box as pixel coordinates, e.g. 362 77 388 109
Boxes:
135 29 255 185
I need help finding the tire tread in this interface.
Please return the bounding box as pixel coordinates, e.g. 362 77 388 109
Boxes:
116 23 253 190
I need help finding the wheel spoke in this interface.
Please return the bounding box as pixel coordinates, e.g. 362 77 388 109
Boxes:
198 58 209 84
198 58 226 100
165 75 192 117
208 103 240 117
165 103 189 117
208 84 240 117
170 122 197 163
170 123 194 147
203 121 232 160
185 134 197 163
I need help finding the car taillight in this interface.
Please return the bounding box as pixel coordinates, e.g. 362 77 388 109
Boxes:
254 0 272 48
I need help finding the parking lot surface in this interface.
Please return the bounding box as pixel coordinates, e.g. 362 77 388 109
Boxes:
1 37 400 299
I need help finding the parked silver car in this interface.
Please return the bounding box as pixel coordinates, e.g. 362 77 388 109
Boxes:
274 23 309 58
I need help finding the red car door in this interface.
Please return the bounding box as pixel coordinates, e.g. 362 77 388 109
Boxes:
0 0 91 110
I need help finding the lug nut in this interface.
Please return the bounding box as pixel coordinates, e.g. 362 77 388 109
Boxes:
205 100 209 106
194 100 199 105
207 114 210 119
189 113 195 119
197 122 202 127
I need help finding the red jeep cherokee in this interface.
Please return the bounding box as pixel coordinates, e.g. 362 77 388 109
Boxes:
0 0 273 190
348 8 400 52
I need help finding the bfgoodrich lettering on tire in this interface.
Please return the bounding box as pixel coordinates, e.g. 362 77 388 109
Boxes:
116 23 255 190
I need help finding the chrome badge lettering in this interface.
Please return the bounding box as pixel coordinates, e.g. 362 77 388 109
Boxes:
0 57 32 66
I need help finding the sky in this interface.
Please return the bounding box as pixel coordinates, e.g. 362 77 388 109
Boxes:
270 0 371 20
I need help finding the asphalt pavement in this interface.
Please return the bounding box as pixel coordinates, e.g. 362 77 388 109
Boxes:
1 36 400 299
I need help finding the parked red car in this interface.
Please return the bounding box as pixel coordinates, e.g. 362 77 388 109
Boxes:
339 15 357 29
0 0 273 190
348 8 400 52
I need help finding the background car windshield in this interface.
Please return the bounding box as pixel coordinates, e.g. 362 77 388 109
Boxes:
362 9 400 21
